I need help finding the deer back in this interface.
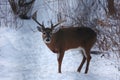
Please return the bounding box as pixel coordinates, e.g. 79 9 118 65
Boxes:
46 27 97 53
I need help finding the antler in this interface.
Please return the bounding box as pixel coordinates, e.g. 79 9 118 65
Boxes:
32 11 45 29
51 20 66 29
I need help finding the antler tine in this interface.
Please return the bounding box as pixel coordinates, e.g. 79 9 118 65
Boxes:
52 20 66 29
42 21 45 27
51 20 53 27
32 11 45 29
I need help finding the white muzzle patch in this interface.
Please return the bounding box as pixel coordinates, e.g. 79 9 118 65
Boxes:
43 38 51 43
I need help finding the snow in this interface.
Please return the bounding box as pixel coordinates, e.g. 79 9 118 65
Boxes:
0 0 120 80
0 26 119 80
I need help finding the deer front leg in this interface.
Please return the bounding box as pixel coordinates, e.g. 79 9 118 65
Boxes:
57 52 64 73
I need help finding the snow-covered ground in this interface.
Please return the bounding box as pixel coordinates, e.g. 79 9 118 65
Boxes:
0 24 119 80
0 0 120 80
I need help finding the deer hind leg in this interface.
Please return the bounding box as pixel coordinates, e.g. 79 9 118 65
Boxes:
85 50 91 74
77 49 86 72
57 52 64 73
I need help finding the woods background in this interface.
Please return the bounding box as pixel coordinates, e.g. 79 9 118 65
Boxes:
0 0 120 69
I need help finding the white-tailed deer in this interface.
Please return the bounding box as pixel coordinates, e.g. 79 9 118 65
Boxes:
32 13 97 74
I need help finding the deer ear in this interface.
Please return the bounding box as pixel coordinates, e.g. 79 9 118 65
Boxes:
37 26 43 32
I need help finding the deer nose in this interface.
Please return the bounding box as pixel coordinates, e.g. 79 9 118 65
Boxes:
46 38 50 42
44 38 51 43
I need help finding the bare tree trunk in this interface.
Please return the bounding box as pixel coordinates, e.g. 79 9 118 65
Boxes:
107 0 116 15
9 0 35 19
8 0 18 15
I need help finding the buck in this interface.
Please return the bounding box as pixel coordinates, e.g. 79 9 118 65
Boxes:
32 13 97 74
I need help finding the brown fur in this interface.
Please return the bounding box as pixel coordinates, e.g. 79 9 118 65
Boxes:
44 27 97 73
46 27 96 53
32 12 97 73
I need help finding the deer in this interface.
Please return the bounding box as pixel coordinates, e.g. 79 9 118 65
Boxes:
32 12 97 74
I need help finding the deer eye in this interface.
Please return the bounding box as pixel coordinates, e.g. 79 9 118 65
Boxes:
43 32 46 35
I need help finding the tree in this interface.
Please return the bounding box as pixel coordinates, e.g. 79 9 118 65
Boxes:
107 0 116 15
8 0 35 19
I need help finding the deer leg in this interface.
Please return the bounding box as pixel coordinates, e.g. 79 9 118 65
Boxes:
77 50 86 72
85 51 91 74
57 52 64 73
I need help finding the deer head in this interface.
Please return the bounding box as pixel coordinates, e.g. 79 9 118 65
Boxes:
32 11 66 43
